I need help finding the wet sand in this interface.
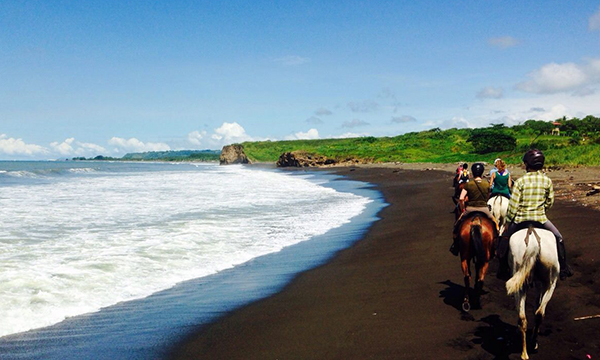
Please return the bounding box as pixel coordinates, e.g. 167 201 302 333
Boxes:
170 166 600 359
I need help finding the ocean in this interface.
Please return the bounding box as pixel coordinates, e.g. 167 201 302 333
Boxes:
0 161 384 359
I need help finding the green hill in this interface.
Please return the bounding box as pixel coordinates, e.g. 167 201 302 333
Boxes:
241 116 600 167
121 150 221 161
74 150 221 162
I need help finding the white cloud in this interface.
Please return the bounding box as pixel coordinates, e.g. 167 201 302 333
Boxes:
445 88 600 130
348 100 379 113
50 138 107 157
342 119 370 128
274 55 310 66
536 104 571 121
50 138 75 155
213 122 253 143
187 122 264 149
314 107 332 116
0 134 48 156
516 58 600 95
331 132 367 139
488 36 520 48
77 142 107 154
425 116 471 130
477 86 504 99
589 7 600 31
285 129 320 140
391 115 417 123
187 130 207 146
108 137 171 153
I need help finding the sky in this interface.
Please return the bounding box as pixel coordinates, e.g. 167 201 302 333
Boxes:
1 1 600 159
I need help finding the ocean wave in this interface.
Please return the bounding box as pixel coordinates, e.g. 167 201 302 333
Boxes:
0 164 371 337
68 168 96 174
4 170 40 178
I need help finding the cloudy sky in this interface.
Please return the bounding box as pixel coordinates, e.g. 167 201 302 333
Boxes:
2 1 600 159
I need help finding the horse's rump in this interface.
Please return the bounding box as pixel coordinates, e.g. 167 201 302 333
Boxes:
506 227 558 295
487 195 509 230
505 225 560 359
458 212 496 262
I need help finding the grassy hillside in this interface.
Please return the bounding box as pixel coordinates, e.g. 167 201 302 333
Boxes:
122 150 220 161
241 117 600 166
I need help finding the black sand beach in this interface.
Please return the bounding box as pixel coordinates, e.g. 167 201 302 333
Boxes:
170 167 600 359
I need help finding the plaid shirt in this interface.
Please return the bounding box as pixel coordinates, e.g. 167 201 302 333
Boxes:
506 171 554 223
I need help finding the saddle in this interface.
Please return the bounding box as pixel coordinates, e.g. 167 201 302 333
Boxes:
454 211 498 238
514 221 544 232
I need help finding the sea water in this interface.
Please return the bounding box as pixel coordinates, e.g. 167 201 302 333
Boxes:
0 161 383 359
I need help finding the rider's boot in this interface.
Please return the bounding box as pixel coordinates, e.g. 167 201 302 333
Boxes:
557 240 574 280
496 236 511 280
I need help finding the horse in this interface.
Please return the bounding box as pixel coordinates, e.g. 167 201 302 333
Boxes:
452 182 467 221
456 212 497 311
505 225 559 360
487 195 509 232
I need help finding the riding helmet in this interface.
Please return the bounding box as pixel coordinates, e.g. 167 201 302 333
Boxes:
523 149 545 170
471 163 485 177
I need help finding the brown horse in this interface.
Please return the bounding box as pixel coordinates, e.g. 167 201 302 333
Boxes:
456 212 497 311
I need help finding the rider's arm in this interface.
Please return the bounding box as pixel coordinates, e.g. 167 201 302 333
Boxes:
545 179 555 211
459 188 468 212
506 180 521 222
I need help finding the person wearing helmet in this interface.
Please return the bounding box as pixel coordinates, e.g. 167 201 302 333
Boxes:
496 149 574 280
450 162 497 256
452 163 470 208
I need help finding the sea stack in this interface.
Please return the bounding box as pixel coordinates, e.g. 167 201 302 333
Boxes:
220 144 251 165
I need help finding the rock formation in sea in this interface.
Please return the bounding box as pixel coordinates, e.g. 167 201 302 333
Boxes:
277 151 366 167
220 145 251 165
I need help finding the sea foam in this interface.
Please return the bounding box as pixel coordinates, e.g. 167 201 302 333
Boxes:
0 163 370 337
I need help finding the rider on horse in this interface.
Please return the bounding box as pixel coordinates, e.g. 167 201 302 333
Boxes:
489 158 512 199
450 163 498 256
453 163 470 201
496 149 574 280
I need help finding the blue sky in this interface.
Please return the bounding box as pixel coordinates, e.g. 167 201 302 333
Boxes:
1 1 600 159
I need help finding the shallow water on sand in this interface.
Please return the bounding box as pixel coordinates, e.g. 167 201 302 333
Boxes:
0 162 384 359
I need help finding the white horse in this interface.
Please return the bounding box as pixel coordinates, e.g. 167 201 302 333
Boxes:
487 195 509 232
506 226 559 360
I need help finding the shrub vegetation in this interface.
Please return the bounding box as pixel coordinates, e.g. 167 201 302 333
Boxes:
241 116 600 166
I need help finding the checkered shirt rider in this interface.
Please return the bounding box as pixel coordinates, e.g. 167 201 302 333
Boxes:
506 170 554 224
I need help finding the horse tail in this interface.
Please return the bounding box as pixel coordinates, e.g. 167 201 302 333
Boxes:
506 239 539 295
470 217 484 263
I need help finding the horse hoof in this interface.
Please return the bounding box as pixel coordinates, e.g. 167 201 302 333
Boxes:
462 301 471 312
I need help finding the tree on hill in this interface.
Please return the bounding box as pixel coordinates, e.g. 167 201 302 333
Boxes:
467 128 517 153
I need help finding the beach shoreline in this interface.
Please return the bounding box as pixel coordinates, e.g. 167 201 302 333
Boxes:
170 164 600 359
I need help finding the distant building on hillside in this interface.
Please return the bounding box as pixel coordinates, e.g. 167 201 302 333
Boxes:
551 121 561 136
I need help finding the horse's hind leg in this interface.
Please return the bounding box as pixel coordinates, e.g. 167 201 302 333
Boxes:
532 280 558 352
461 259 471 312
516 292 529 360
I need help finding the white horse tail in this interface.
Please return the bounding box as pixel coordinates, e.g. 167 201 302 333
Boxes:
506 237 539 295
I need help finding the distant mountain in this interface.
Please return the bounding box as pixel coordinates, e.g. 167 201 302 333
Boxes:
121 150 221 161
